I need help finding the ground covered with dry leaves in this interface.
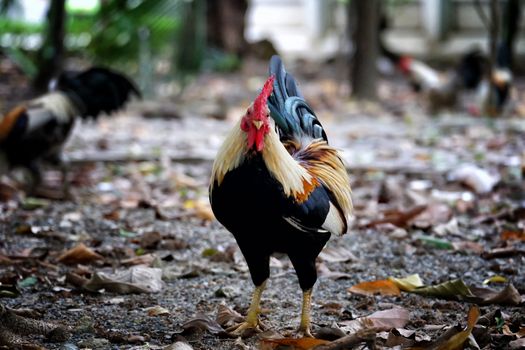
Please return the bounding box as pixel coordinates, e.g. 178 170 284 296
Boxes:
0 65 524 349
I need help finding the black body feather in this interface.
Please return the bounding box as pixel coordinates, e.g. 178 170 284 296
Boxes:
457 49 486 90
211 154 331 290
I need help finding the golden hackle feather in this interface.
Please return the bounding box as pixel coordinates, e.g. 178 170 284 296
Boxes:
261 125 315 199
211 119 315 200
210 119 249 188
288 139 353 219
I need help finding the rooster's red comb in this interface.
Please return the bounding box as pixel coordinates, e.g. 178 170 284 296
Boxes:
398 56 412 74
253 75 275 117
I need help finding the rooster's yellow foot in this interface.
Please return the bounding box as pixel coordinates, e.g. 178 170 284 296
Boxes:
226 320 262 337
296 326 314 338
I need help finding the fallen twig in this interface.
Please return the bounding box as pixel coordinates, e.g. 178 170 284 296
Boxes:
314 328 377 350
482 247 525 259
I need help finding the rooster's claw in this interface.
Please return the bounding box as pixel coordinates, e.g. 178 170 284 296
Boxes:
226 321 262 337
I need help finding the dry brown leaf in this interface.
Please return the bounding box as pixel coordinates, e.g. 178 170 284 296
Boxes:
164 342 194 350
145 305 170 316
389 274 424 292
348 279 401 296
121 253 157 266
501 230 525 241
414 203 453 228
407 306 479 350
0 182 19 201
194 200 215 221
0 254 14 265
366 308 410 330
384 328 417 347
470 284 522 306
260 337 330 350
171 173 201 188
502 325 525 338
317 263 352 280
431 306 479 350
181 314 226 336
56 243 104 265
140 231 162 248
318 246 358 263
83 266 164 294
510 338 525 349
216 304 244 328
364 205 427 228
451 241 484 254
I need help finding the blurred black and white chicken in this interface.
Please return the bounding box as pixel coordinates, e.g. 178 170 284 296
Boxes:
0 67 140 193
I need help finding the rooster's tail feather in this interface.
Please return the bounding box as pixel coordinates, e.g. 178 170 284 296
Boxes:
56 67 140 119
268 56 327 142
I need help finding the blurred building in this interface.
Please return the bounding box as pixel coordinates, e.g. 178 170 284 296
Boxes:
247 0 525 63
246 0 347 61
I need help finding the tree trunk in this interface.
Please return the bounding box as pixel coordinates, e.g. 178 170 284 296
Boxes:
206 0 248 56
174 0 206 77
499 0 521 68
33 0 66 93
350 0 379 100
485 0 499 116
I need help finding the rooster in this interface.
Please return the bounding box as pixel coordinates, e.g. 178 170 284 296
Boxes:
473 0 520 116
395 54 464 113
380 0 518 116
210 56 352 337
387 48 513 115
472 66 513 116
0 67 140 193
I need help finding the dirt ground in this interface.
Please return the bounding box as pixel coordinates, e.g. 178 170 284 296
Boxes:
0 66 524 349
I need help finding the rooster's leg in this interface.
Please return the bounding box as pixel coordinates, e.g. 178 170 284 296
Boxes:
298 289 313 338
288 251 323 338
227 280 266 335
59 161 73 199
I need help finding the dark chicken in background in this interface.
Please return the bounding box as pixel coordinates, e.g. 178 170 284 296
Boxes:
380 0 519 115
0 67 140 194
210 56 352 337
384 46 513 115
474 0 520 116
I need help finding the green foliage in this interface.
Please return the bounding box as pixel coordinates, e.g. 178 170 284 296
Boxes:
172 0 206 80
1 0 238 83
203 49 241 72
1 0 184 69
0 16 41 77
3 47 37 77
67 0 183 66
0 18 42 34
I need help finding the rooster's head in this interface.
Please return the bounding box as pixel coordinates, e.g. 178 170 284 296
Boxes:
241 75 275 152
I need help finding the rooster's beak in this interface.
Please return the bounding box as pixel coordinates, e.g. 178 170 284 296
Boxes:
252 120 263 130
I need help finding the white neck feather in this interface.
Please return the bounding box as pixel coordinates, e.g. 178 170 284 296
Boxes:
31 92 79 122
